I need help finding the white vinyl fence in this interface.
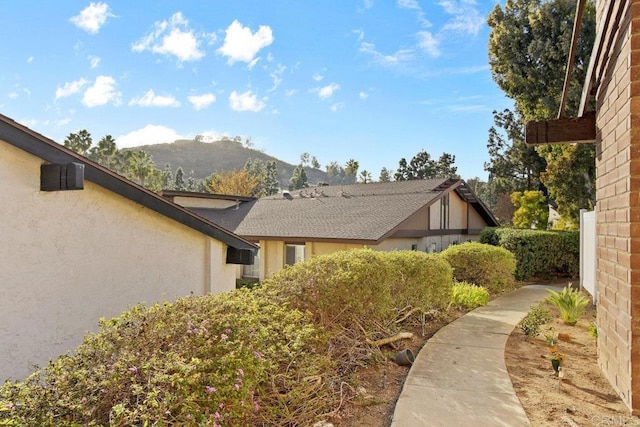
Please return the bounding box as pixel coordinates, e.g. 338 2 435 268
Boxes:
580 209 597 302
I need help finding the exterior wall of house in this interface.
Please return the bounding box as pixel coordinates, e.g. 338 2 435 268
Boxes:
468 205 486 229
449 191 467 229
260 240 285 279
429 201 441 229
594 0 638 411
0 140 236 381
394 205 429 230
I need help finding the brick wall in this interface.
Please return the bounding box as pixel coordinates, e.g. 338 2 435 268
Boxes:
595 0 638 412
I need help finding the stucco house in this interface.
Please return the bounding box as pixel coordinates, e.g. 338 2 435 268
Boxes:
164 178 499 281
0 114 257 381
525 0 640 413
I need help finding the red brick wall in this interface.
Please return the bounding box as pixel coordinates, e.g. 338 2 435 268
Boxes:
596 0 637 412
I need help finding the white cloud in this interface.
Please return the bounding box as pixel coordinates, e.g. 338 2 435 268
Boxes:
129 89 180 107
82 75 121 107
359 42 413 66
218 20 274 65
285 89 297 97
359 91 369 100
417 31 440 57
438 0 484 36
268 64 286 92
70 2 114 34
229 90 265 112
398 0 420 9
55 78 89 100
312 72 324 82
188 93 216 110
116 125 184 148
330 102 344 112
132 12 204 63
27 56 33 63
88 55 101 68
315 83 340 100
398 0 431 27
8 92 18 99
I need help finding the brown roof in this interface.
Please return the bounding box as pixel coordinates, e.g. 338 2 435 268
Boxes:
194 179 497 243
0 114 257 253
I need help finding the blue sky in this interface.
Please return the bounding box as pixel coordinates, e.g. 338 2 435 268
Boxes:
0 1 512 180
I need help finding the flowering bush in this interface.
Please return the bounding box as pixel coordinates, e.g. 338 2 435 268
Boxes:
0 289 331 426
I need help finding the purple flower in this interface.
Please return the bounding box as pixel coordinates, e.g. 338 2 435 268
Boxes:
219 402 225 409
237 368 244 377
214 412 221 419
254 351 263 359
128 367 138 374
220 334 228 340
205 386 217 394
234 384 241 390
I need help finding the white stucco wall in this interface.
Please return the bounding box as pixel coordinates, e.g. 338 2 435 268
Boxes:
0 140 236 380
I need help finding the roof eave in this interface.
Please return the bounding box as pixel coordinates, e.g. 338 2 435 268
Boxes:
0 115 257 253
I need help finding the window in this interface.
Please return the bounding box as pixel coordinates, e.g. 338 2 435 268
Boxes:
242 250 260 278
440 194 449 229
285 244 305 265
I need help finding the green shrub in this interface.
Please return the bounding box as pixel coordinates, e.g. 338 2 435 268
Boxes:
440 242 516 294
450 282 489 309
546 284 590 326
480 227 500 246
481 227 579 280
384 251 454 311
0 289 332 426
520 304 551 337
261 249 454 374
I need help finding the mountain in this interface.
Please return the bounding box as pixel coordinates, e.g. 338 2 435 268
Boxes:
132 138 328 188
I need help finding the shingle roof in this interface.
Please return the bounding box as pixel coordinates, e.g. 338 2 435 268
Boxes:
0 114 257 253
233 179 458 242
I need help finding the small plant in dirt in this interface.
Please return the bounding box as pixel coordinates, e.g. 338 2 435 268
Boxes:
520 304 551 338
544 328 558 347
545 284 589 326
440 242 516 294
449 282 489 309
589 321 598 339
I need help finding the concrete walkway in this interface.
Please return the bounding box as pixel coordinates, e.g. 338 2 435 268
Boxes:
391 284 558 427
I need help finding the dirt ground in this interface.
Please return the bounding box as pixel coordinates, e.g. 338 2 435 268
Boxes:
333 290 640 427
505 303 640 426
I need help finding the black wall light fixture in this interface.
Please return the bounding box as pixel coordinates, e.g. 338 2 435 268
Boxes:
40 162 85 191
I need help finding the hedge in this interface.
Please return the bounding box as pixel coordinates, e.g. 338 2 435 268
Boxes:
440 242 516 294
480 227 579 280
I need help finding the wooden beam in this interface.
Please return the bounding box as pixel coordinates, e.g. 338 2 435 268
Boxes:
525 112 596 145
558 0 586 119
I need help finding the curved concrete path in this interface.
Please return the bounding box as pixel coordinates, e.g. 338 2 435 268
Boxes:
391 284 558 427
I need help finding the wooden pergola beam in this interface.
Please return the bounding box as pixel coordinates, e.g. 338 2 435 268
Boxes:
525 112 596 145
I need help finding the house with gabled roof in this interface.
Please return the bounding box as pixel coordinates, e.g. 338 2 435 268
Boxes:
169 178 499 281
0 114 257 381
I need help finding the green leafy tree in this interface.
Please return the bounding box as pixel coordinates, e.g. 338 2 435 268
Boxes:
264 161 280 196
325 161 346 185
379 167 392 183
124 150 155 187
64 130 93 156
487 0 596 224
88 135 118 168
344 159 359 184
395 150 457 181
511 190 549 229
289 165 308 190
311 156 320 169
161 163 174 190
358 170 372 183
174 167 186 191
300 152 310 167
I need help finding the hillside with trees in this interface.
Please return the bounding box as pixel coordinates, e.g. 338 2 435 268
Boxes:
131 138 328 188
